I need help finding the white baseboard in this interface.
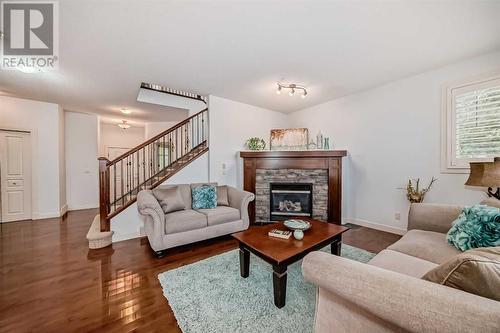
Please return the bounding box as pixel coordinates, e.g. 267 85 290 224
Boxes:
60 204 68 216
112 231 141 243
344 217 407 236
32 205 71 220
68 203 99 211
32 211 61 220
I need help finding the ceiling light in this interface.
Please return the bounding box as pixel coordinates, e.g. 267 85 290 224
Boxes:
121 108 131 114
276 82 307 98
118 120 130 129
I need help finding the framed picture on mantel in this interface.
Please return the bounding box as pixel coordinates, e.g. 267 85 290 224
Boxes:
270 128 308 151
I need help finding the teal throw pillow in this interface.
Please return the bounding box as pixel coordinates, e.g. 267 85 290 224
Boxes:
446 204 500 251
192 185 217 209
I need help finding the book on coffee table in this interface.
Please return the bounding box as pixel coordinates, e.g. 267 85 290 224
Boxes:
268 229 292 240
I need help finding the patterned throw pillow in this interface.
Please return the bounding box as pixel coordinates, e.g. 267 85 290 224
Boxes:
446 204 500 251
192 185 217 209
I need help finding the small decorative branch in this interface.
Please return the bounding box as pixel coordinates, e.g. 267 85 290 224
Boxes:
399 176 437 203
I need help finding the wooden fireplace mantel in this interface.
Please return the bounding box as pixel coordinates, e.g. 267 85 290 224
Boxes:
240 150 347 225
240 150 347 158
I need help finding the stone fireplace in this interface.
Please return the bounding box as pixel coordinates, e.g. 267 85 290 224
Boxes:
240 150 347 224
256 170 327 222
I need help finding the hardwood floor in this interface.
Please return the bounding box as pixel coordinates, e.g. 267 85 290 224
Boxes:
0 209 400 333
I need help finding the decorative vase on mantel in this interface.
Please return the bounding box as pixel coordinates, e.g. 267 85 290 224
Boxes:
324 137 330 150
316 131 324 150
307 141 316 150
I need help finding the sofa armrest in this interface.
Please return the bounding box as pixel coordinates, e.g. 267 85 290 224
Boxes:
227 186 255 228
137 190 165 237
408 203 463 233
302 251 500 333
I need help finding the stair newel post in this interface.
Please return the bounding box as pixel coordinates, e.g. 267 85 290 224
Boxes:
98 157 111 232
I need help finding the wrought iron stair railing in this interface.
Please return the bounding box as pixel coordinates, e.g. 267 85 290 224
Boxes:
98 108 209 232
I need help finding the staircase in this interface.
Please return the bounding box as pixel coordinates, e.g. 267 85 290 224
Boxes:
96 88 209 233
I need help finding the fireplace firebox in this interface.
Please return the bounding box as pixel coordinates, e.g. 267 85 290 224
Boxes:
269 183 313 221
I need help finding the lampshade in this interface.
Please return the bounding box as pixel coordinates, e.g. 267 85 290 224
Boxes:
465 157 500 187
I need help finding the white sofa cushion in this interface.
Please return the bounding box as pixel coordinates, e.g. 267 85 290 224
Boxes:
164 209 207 234
196 206 240 226
369 249 438 278
387 229 460 264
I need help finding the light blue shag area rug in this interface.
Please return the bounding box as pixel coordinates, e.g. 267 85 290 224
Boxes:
158 245 374 333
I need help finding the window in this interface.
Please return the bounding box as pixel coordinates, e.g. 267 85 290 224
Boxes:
442 74 500 173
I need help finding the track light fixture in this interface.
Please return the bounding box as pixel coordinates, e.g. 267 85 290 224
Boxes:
276 82 307 98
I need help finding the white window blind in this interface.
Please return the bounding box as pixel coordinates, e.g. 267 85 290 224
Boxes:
454 85 500 159
443 76 500 172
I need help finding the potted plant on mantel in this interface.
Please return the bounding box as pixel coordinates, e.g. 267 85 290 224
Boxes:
246 137 266 150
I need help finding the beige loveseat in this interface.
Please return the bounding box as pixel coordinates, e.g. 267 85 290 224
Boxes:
302 199 500 333
137 184 254 256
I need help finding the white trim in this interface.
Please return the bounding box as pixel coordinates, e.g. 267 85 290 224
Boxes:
32 211 62 220
0 126 40 218
441 70 500 174
344 217 407 236
60 204 68 216
68 203 99 211
105 145 132 159
112 231 142 243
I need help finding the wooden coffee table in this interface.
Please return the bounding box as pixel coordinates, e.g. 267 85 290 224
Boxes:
232 219 349 308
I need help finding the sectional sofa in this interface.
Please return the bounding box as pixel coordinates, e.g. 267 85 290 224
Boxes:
303 198 500 332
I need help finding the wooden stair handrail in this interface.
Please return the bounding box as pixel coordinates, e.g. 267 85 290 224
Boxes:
106 108 208 166
106 143 209 220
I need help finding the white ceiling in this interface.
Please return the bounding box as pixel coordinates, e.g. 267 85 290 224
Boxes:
1 0 500 120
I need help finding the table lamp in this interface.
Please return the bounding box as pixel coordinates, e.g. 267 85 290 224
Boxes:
465 157 500 200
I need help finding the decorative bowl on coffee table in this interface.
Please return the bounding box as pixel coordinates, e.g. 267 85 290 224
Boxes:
284 219 311 240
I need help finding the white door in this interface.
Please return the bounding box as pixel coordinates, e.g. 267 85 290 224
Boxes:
107 146 130 160
0 130 32 222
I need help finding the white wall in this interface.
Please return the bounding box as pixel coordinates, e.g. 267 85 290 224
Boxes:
137 88 205 115
65 111 99 210
144 121 179 139
289 51 500 233
167 152 210 184
0 96 66 219
99 123 145 157
208 95 290 188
